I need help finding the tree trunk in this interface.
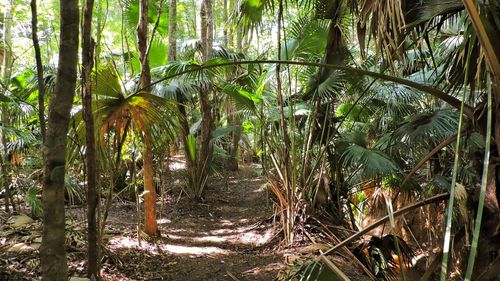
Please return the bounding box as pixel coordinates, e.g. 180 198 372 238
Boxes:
205 0 213 59
197 0 214 199
226 23 243 171
223 0 228 47
168 0 195 188
1 0 13 213
31 0 46 143
40 0 79 280
143 137 158 235
167 0 177 62
226 116 241 171
81 0 99 278
137 0 158 236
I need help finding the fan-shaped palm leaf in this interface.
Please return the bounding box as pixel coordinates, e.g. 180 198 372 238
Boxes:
341 144 400 180
388 108 458 148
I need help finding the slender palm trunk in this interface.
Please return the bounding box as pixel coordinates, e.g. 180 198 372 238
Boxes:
168 0 177 62
168 0 195 187
82 0 99 278
196 0 214 199
226 26 243 171
227 115 241 171
31 0 46 143
40 0 79 279
143 137 158 235
137 0 158 236
1 0 13 213
223 0 228 47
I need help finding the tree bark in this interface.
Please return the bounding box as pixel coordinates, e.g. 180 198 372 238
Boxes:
31 0 46 143
81 0 99 278
137 0 158 236
205 0 213 59
143 137 158 235
1 0 13 213
167 0 177 62
226 24 243 171
223 0 228 47
40 0 79 280
197 0 214 199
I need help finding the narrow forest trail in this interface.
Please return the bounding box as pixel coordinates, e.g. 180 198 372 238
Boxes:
100 160 283 280
0 160 284 280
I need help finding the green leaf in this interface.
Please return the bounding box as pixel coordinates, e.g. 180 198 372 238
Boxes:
186 134 197 162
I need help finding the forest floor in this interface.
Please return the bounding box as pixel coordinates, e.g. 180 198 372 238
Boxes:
95 160 285 280
0 158 372 281
0 160 285 280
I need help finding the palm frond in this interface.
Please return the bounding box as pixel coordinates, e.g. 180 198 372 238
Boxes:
388 108 458 148
341 144 400 180
221 84 261 113
236 0 274 33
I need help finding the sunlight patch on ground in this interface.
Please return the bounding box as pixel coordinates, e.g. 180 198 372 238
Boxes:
168 159 186 171
210 228 237 235
164 227 200 236
160 244 229 255
239 228 274 245
219 219 234 226
108 236 230 256
157 218 172 224
190 225 275 246
253 187 265 193
108 236 139 248
160 222 275 247
193 235 227 243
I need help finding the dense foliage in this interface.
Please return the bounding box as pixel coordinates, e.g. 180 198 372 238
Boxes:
0 0 499 280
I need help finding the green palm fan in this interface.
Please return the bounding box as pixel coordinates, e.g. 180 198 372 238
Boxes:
69 63 177 161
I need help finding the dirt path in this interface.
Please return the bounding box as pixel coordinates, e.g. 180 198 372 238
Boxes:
100 162 283 280
0 161 283 280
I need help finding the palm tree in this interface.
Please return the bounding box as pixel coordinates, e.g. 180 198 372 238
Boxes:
137 0 158 236
71 64 176 237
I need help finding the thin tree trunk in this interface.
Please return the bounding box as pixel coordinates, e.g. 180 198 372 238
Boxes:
191 0 197 37
99 124 129 237
137 0 158 236
227 0 234 49
40 0 79 279
197 0 214 199
31 0 46 143
1 0 13 213
226 21 243 171
168 0 177 62
227 115 241 171
168 0 195 187
223 0 228 47
143 137 158 235
206 0 213 59
200 3 207 59
81 0 99 278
